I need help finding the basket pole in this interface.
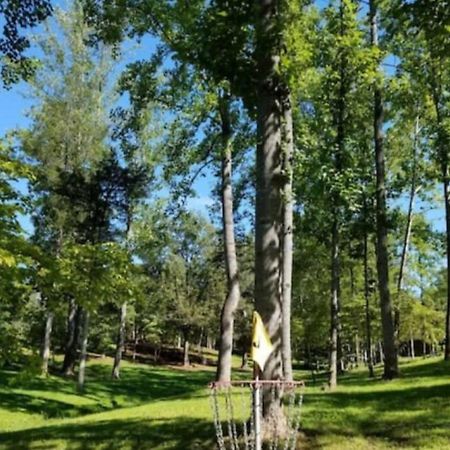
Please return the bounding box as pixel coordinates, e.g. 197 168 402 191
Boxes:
254 365 262 450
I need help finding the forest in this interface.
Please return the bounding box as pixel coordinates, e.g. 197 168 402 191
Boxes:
1 0 450 449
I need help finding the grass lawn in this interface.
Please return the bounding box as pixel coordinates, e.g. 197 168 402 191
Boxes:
0 356 450 449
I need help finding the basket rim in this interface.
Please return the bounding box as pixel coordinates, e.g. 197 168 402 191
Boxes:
208 379 305 389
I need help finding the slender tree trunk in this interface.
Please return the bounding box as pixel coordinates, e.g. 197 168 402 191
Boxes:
62 298 80 376
255 0 283 386
355 333 361 367
280 90 294 382
132 322 138 361
410 332 415 359
41 310 54 376
370 0 398 379
443 170 450 360
428 64 450 361
183 338 190 367
216 94 242 383
77 309 90 393
378 341 384 363
112 302 127 379
328 0 346 387
396 116 421 337
329 218 340 389
364 227 375 378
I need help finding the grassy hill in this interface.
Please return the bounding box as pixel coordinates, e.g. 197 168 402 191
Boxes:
0 356 450 449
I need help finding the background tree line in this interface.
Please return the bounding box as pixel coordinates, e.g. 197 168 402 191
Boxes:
0 0 449 395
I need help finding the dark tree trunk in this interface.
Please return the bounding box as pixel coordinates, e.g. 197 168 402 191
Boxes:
254 0 286 431
62 298 80 376
364 227 375 378
216 93 242 383
255 0 283 387
280 90 294 382
41 310 54 376
329 218 340 389
77 309 90 393
112 302 127 379
370 0 398 379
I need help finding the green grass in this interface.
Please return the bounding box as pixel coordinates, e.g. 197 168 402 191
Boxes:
0 356 450 449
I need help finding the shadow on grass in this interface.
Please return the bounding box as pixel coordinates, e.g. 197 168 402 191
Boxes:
0 391 106 419
302 370 450 448
0 363 213 420
0 417 215 450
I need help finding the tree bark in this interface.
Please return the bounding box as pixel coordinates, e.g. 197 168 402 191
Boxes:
370 0 398 379
396 116 421 337
280 90 294 382
329 218 340 389
410 332 415 359
41 310 54 376
77 309 90 393
364 226 375 378
216 93 242 383
62 298 80 376
183 338 190 367
255 0 283 388
112 302 127 379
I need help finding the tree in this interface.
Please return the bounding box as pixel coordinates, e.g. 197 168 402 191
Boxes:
369 0 399 379
19 3 117 378
216 92 242 382
391 0 450 360
0 0 52 85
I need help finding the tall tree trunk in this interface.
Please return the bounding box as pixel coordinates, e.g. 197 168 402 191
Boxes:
328 0 346 387
431 82 450 361
112 302 127 379
355 333 361 367
364 226 375 378
280 90 294 382
370 0 398 379
410 332 415 359
62 298 80 376
255 0 285 430
255 0 283 386
444 177 450 360
216 94 242 383
183 337 190 367
41 310 54 376
396 116 421 337
77 309 90 393
329 218 340 389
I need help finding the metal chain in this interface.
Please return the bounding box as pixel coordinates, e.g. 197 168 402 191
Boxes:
210 387 226 450
239 387 250 450
228 386 240 449
283 391 296 450
287 392 304 450
225 386 237 450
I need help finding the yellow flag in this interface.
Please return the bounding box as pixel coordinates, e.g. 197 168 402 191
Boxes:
251 311 274 372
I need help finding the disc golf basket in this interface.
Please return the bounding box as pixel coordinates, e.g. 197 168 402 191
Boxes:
209 380 304 450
